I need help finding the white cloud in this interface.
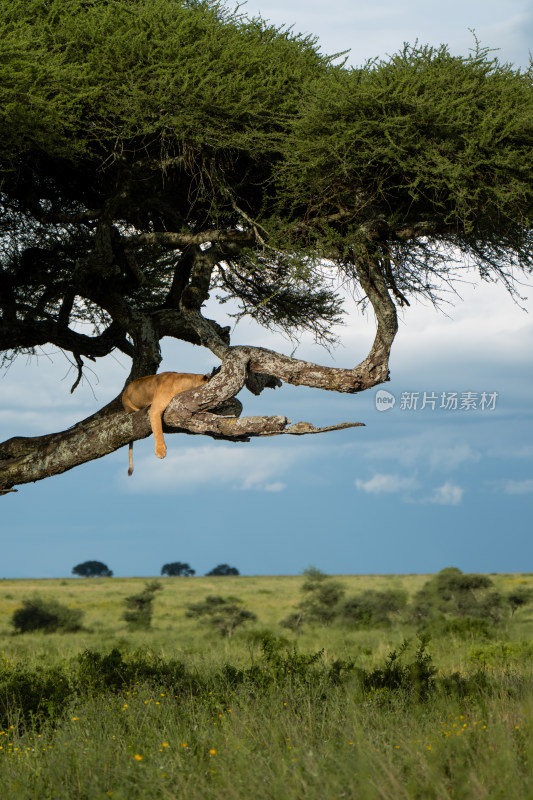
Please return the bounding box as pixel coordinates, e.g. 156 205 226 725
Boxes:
354 472 419 494
428 444 481 472
503 478 533 495
425 482 464 506
488 445 533 460
356 433 480 473
355 472 464 505
124 444 299 492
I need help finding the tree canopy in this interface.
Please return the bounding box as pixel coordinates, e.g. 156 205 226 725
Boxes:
72 560 113 578
161 562 195 577
1 0 532 492
206 564 240 576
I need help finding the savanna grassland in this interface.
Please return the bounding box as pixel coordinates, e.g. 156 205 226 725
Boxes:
1 572 533 799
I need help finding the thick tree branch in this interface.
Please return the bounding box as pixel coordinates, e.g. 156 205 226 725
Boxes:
175 247 399 395
0 379 360 493
0 319 134 360
127 230 255 249
178 245 234 359
352 251 399 382
154 309 231 348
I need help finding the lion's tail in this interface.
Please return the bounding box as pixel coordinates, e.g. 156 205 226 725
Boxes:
128 441 134 476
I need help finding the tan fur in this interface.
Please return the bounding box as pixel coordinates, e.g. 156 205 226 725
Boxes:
122 371 209 474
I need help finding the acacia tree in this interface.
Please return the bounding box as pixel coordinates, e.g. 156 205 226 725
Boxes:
161 562 195 577
206 564 240 576
72 560 113 578
1 0 532 493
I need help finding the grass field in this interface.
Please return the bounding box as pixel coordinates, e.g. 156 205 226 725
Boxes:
1 572 533 799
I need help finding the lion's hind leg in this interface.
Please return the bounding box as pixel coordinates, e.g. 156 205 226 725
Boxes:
148 387 178 459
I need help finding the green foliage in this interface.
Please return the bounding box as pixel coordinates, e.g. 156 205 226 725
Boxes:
11 596 83 634
185 595 256 636
341 588 408 627
0 635 511 734
0 0 345 349
205 564 240 576
245 629 290 651
281 568 346 630
281 43 533 265
221 638 343 695
76 647 189 694
1 2 531 363
438 668 495 700
508 587 533 615
358 638 437 703
72 560 113 578
0 0 328 164
0 662 73 729
469 640 533 668
123 581 162 630
412 567 505 620
418 615 494 641
161 561 195 577
283 571 409 630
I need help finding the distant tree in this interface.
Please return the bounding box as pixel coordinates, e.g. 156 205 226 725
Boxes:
341 589 408 627
12 597 83 633
281 567 345 630
186 595 256 637
412 567 502 620
477 591 507 624
206 564 240 576
508 587 533 616
161 562 195 577
72 560 113 578
123 581 162 630
300 567 346 625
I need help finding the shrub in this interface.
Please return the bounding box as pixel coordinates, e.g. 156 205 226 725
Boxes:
186 595 257 636
0 664 73 729
419 615 493 640
469 640 533 668
281 567 345 628
76 648 190 693
341 589 408 627
359 637 437 702
11 597 83 634
123 581 162 630
411 567 505 620
280 611 305 632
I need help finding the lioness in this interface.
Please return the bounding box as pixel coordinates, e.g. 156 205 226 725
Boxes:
122 371 209 475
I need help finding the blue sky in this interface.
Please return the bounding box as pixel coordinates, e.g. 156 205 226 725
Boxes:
1 0 532 578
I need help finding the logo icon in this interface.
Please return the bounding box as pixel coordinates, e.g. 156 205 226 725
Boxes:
375 389 396 412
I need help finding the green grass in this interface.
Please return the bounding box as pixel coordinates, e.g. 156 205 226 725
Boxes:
1 573 533 798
